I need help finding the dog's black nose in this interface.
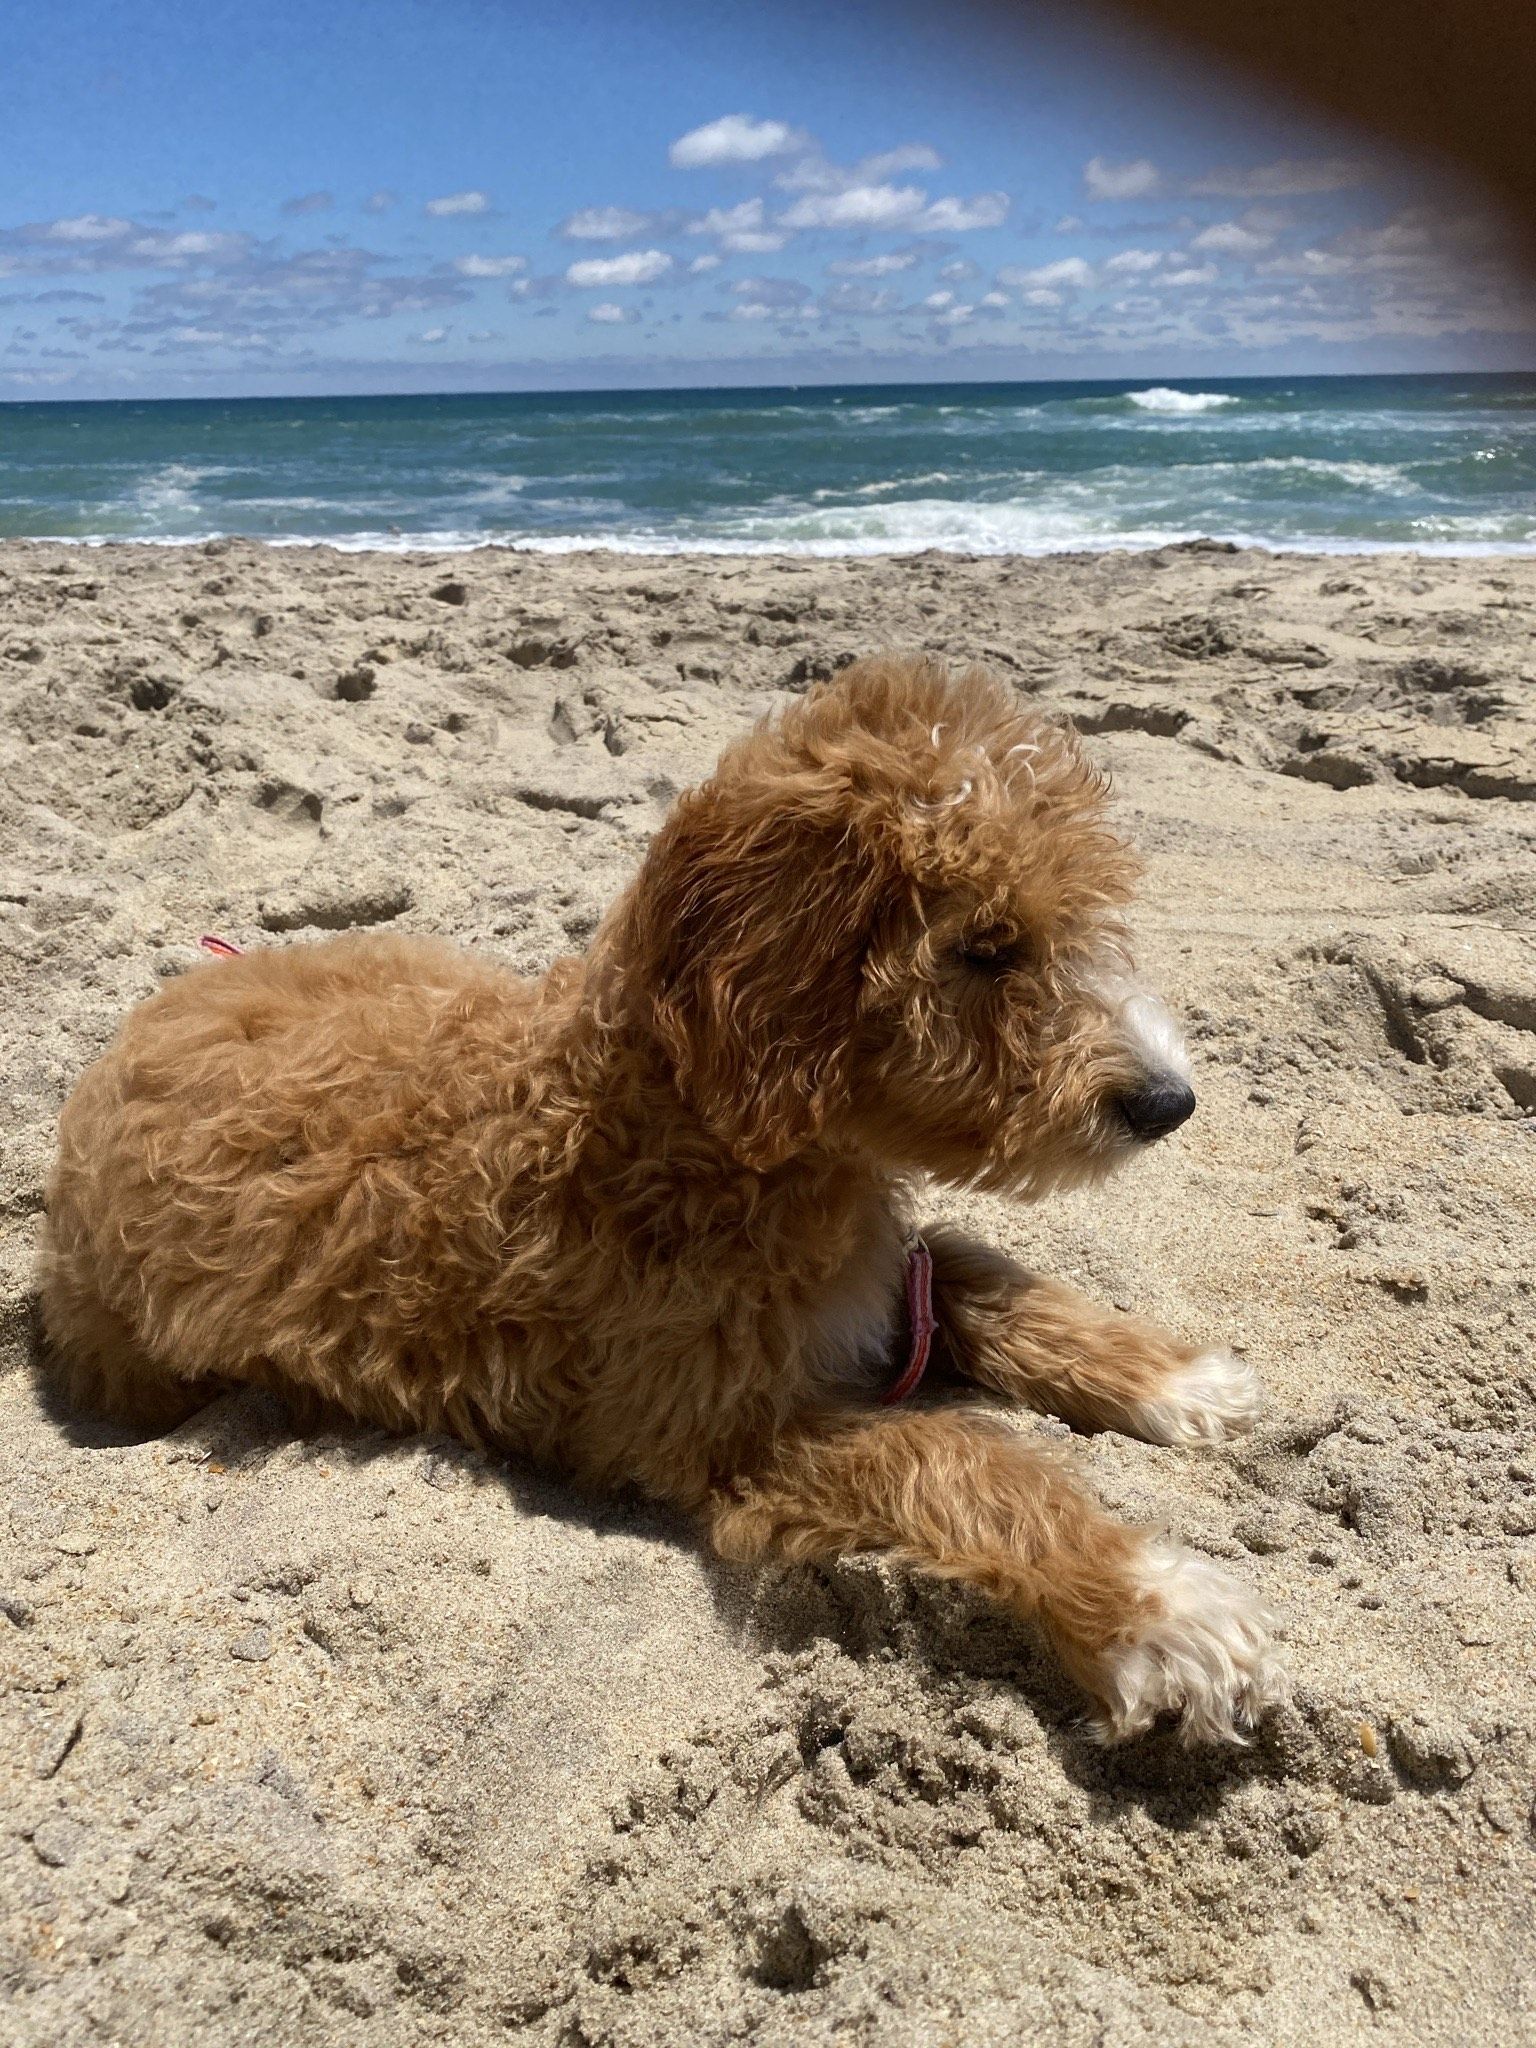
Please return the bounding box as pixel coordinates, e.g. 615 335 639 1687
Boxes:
1118 1077 1196 1142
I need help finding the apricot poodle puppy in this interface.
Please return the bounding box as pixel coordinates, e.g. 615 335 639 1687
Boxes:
41 655 1286 1743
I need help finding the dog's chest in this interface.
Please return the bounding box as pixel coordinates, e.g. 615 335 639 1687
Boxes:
795 1216 907 1393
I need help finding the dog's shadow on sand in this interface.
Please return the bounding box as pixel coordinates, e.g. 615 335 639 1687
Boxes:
29 1314 1291 1830
23 1302 700 1556
695 1539 1294 1829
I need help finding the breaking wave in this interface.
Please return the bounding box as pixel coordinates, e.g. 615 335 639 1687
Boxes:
1125 387 1242 414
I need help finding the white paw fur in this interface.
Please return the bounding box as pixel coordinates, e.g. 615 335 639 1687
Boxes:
1090 1540 1290 1746
1125 1348 1264 1447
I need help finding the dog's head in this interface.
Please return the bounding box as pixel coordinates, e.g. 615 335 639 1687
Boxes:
619 655 1194 1189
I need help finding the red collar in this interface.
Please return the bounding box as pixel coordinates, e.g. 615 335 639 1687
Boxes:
883 1235 936 1404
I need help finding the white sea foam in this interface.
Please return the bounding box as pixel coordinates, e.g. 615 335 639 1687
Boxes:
1220 455 1410 491
447 470 531 506
36 523 1536 560
1127 387 1240 414
841 472 957 496
1092 454 1415 494
123 464 233 525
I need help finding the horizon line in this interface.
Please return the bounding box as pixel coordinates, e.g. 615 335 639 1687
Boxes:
4 364 1535 409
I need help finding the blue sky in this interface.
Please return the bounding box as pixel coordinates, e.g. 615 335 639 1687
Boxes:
3 0 1532 398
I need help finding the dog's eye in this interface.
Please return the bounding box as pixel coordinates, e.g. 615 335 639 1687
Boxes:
958 935 1025 975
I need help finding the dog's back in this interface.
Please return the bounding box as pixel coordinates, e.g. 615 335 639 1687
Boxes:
40 932 558 1432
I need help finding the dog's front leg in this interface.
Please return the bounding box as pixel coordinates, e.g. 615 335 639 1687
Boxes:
923 1223 1263 1446
710 1404 1284 1743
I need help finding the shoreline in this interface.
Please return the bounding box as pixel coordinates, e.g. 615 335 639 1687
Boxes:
9 532 1536 559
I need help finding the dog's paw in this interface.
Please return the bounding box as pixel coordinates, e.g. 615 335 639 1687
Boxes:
1087 1540 1289 1745
1122 1348 1263 1446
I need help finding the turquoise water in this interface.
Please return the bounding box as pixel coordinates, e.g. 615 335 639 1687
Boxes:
2 373 1534 554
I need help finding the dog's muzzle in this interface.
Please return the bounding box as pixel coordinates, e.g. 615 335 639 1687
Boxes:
1116 1075 1196 1142
1091 975 1197 1146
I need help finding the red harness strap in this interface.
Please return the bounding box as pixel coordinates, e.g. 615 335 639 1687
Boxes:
883 1235 936 1404
198 934 244 957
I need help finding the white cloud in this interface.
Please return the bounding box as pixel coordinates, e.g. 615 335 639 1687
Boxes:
779 178 1006 235
1054 213 1084 234
922 290 954 309
823 282 899 315
826 251 917 277
913 191 1009 233
690 198 756 236
453 254 527 278
417 327 448 343
0 216 258 275
1021 287 1062 307
586 301 635 324
999 256 1093 290
565 249 674 287
1083 157 1160 202
424 191 490 218
560 206 653 241
1191 220 1273 255
669 114 800 169
1256 247 1353 278
861 144 943 180
773 157 840 194
127 231 243 261
779 183 925 232
1105 248 1163 274
728 276 810 308
1329 209 1489 270
688 199 787 253
777 142 943 195
364 191 396 214
1162 263 1218 285
45 215 133 243
730 301 775 320
72 243 470 326
688 253 722 273
1187 157 1368 199
979 290 1008 308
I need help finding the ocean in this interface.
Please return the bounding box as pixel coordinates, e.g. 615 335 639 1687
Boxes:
2 372 1534 555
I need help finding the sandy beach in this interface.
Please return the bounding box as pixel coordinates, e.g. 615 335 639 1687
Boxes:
1 536 1534 2046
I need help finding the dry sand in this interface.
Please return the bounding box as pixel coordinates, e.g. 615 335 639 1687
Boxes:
1 537 1534 2046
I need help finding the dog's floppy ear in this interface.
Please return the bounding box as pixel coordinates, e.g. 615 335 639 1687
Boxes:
624 768 890 1170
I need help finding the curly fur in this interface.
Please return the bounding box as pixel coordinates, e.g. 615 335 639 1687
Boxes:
40 654 1285 1741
